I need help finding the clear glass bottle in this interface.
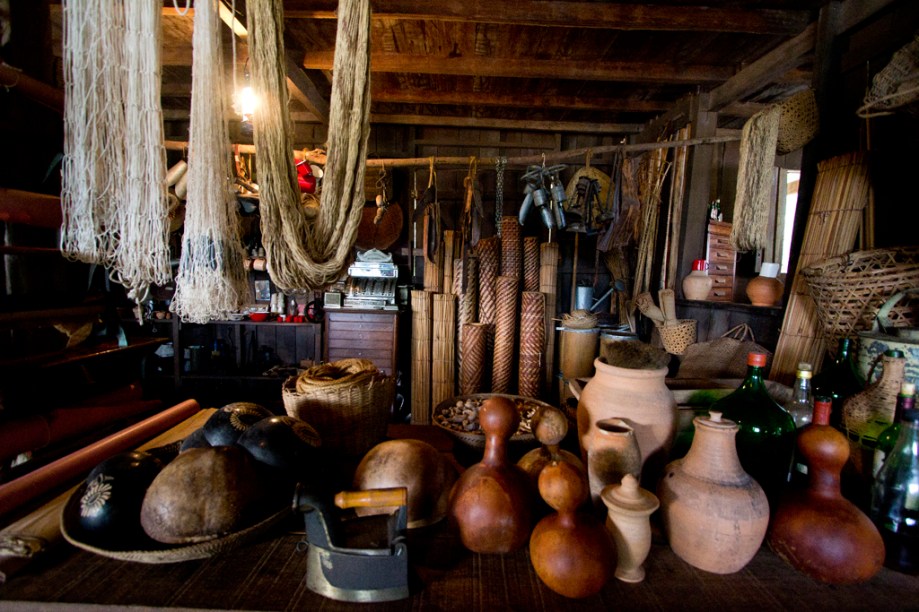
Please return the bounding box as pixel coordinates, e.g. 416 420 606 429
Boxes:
785 362 814 428
872 382 917 478
709 352 797 506
812 337 865 430
870 407 919 574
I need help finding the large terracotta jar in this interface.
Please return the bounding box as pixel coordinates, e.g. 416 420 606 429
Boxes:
657 411 769 574
572 358 677 487
768 399 885 584
448 396 535 553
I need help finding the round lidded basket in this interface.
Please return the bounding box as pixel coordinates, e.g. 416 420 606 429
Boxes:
432 393 546 450
282 358 395 458
658 319 697 355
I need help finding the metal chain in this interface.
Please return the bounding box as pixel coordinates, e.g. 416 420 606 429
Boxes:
495 156 507 235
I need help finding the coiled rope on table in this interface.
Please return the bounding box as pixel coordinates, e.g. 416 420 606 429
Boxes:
247 0 372 291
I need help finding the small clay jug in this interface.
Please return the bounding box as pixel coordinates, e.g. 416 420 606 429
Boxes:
529 461 614 598
585 418 641 510
601 474 659 583
746 262 783 307
571 358 677 488
681 258 713 301
448 396 535 553
518 405 585 490
768 399 885 584
657 411 769 574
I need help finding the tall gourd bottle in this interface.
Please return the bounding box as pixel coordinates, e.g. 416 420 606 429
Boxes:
709 352 796 506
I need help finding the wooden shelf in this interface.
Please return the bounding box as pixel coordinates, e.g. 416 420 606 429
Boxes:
0 336 167 369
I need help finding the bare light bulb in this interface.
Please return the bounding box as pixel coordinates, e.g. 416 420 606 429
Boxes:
235 85 258 122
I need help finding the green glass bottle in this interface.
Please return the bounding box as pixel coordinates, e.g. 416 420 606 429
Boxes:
812 337 865 430
872 382 916 478
709 352 797 506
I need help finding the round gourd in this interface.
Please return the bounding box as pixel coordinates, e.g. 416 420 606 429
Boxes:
237 415 321 473
203 402 273 446
140 446 264 544
76 451 164 548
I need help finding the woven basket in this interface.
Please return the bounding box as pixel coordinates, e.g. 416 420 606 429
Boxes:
283 359 395 458
776 88 819 155
432 393 543 450
659 319 697 355
801 246 919 350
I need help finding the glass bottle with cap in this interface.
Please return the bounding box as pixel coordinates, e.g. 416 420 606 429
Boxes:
785 362 815 428
872 382 917 478
871 402 919 574
709 352 797 506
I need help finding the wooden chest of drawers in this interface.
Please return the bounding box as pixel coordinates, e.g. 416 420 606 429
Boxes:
706 221 736 302
323 310 400 375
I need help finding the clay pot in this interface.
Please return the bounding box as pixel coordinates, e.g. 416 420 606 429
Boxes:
601 474 659 583
518 405 585 490
768 401 885 584
529 461 614 598
572 359 677 487
585 418 641 510
746 274 783 307
448 396 536 553
657 411 769 574
682 259 713 301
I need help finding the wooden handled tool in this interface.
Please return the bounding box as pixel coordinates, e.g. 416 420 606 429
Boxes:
335 488 408 510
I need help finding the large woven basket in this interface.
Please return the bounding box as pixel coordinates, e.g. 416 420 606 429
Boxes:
801 246 919 350
776 88 819 155
282 358 395 458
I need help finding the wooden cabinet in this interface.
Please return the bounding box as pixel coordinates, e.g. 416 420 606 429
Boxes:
706 220 736 302
323 310 401 375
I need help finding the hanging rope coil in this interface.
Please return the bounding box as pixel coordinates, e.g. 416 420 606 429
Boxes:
247 0 372 292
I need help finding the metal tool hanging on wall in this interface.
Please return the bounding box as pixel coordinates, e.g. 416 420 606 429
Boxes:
517 160 567 230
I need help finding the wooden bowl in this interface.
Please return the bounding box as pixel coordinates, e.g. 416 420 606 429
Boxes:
432 393 547 450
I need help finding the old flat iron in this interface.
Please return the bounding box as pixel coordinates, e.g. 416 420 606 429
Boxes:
296 486 410 603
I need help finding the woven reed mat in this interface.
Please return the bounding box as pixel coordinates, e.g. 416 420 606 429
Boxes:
523 236 540 292
491 275 520 393
6 520 919 610
540 242 560 389
500 216 521 279
460 322 488 394
518 291 546 398
411 289 433 424
432 293 456 407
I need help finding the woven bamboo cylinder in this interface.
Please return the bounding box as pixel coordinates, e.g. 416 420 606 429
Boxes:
523 236 540 292
411 290 433 424
452 258 464 295
501 216 521 280
540 242 560 389
442 230 455 296
477 236 500 325
491 275 520 394
460 322 488 394
432 293 456 409
518 291 546 398
423 243 444 293
456 257 479 372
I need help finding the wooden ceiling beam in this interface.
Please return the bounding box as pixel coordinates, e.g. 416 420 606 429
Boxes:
370 113 641 134
284 1 811 35
302 51 733 84
285 51 330 125
371 87 672 113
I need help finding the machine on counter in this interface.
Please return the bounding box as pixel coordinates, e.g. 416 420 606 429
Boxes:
325 249 398 310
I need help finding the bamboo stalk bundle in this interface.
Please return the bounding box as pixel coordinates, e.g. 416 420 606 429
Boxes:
772 152 872 385
477 236 500 325
491 275 520 393
500 216 521 280
423 245 444 293
411 289 433 424
664 125 691 289
518 291 546 398
523 236 540 292
632 147 672 301
540 242 560 388
460 322 489 394
432 293 456 409
442 230 455 296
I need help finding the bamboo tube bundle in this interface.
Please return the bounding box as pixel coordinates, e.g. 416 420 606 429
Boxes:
460 322 489 394
411 290 434 424
500 216 521 280
432 293 456 409
442 230 455 296
492 275 520 393
476 236 500 325
518 291 546 398
772 152 872 384
540 242 560 388
423 246 444 293
523 236 540 292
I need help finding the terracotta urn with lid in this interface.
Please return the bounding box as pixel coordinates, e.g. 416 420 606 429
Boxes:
601 474 659 583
